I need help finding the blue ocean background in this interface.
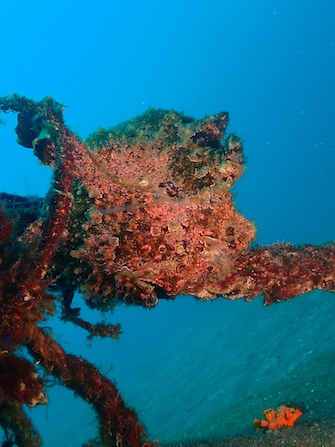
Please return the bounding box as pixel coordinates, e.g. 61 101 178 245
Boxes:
1 0 335 445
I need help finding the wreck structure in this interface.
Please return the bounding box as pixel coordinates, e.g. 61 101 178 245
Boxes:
0 94 334 446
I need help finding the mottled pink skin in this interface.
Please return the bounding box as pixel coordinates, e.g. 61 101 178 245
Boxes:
68 111 256 306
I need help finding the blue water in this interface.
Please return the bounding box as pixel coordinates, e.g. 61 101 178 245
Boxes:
1 1 335 445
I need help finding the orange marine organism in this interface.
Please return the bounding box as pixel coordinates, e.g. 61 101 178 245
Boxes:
253 404 303 431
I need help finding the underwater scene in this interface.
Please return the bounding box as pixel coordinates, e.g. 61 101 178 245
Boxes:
1 1 335 446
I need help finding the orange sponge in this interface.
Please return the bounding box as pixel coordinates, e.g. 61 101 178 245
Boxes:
254 405 303 430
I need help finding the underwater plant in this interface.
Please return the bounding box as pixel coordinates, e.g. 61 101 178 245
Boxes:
0 94 335 447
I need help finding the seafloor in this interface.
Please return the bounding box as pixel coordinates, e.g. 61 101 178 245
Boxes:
163 348 335 446
164 419 335 447
28 287 335 446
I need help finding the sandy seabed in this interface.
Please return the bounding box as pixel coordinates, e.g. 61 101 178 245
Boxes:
25 289 335 446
